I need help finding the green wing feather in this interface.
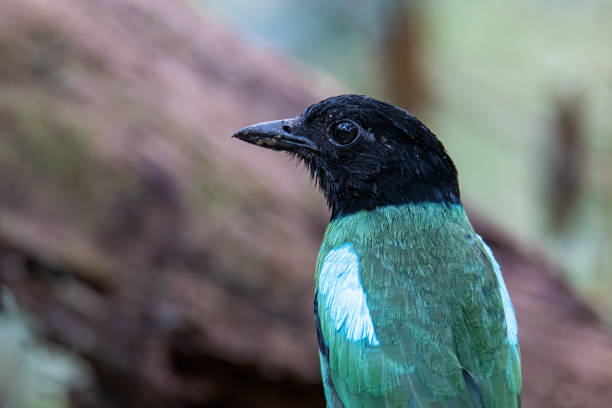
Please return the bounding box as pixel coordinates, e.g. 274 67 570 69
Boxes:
315 203 521 408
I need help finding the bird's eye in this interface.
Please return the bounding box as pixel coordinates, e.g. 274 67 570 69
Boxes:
329 120 360 146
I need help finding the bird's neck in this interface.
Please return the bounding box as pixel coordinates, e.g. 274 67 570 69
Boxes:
320 202 473 251
326 174 461 221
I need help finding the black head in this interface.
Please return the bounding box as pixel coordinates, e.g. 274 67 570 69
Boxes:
233 94 460 219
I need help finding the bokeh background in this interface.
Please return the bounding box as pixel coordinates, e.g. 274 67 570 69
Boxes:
0 0 611 407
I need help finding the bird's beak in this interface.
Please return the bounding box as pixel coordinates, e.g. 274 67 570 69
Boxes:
232 118 318 155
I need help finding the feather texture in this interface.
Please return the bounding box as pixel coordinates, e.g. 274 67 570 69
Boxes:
476 236 518 346
318 244 380 345
314 203 521 407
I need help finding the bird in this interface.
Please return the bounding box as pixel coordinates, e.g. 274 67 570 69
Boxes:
233 94 521 408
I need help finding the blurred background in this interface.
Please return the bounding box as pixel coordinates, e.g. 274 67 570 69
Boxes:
0 0 611 407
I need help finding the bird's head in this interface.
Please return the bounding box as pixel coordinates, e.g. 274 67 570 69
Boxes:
233 94 460 219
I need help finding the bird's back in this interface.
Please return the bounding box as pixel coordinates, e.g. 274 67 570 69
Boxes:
314 203 521 408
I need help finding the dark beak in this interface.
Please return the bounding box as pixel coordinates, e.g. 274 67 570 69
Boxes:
232 118 318 154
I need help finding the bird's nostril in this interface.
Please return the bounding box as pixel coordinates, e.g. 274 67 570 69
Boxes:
282 124 292 134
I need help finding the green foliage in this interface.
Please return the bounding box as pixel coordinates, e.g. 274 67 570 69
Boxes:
0 290 89 408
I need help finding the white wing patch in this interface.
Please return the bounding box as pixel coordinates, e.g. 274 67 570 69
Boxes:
477 235 519 346
318 244 380 346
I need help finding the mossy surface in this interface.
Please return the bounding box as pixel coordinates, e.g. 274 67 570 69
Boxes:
0 95 94 200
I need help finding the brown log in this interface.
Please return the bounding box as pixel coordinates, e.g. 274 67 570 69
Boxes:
0 0 611 407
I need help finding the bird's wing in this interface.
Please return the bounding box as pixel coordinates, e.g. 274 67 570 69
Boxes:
465 235 522 407
315 230 521 408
